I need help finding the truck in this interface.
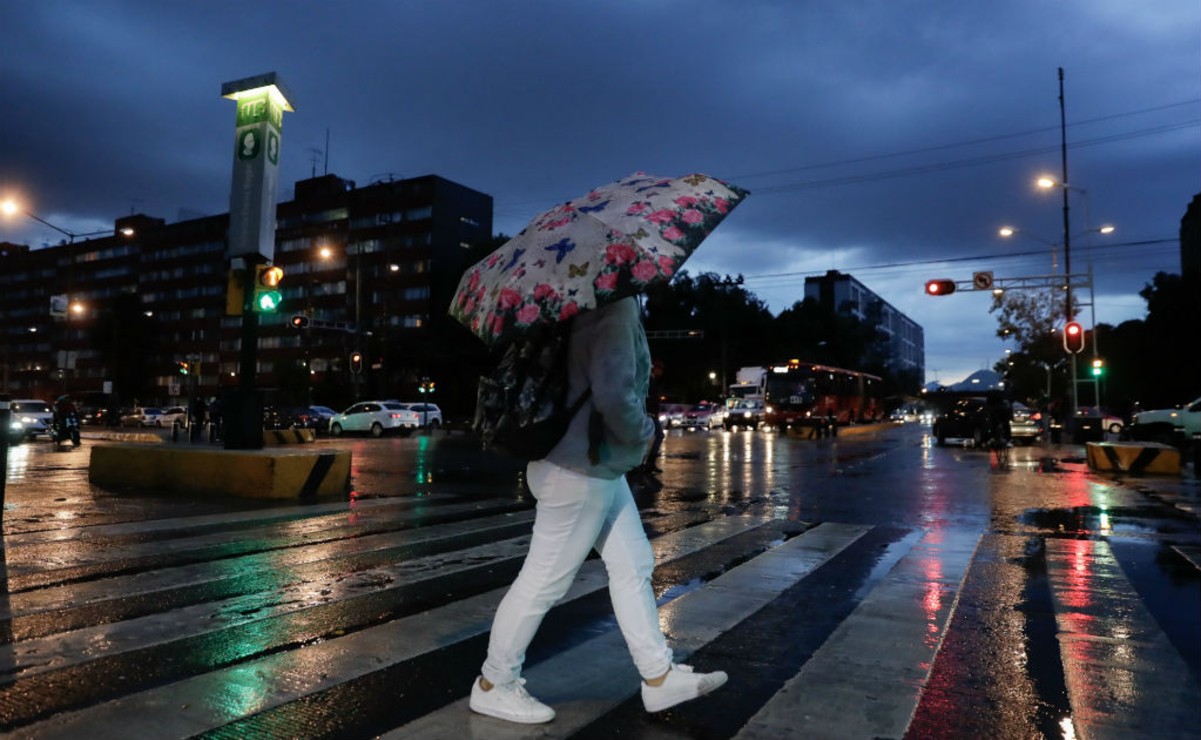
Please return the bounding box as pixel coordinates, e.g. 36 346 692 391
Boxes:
1127 396 1201 449
727 366 766 405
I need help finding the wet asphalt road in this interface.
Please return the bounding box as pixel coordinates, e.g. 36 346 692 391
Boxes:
0 422 1199 738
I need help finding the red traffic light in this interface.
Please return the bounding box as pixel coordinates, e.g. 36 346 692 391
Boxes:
289 314 310 329
1063 321 1085 353
925 279 956 296
350 351 363 374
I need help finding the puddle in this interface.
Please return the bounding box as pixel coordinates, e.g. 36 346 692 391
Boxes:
1020 505 1191 537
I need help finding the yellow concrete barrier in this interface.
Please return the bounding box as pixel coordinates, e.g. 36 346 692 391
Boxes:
1086 441 1180 476
89 445 351 499
263 428 316 445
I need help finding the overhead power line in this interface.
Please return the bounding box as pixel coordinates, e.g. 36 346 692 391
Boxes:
738 237 1178 286
493 98 1201 215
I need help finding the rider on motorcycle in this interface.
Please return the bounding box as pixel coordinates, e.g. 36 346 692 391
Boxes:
52 394 82 447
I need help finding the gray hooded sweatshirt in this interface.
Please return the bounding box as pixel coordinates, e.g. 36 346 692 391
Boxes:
544 297 655 479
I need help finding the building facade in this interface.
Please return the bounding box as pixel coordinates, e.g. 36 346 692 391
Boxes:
803 269 925 381
0 173 492 413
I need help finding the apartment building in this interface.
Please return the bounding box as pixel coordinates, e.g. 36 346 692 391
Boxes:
0 173 492 412
803 269 925 382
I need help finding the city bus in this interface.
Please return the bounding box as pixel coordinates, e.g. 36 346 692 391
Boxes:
761 360 883 432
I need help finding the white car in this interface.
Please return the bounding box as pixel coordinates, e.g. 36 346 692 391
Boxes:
329 401 420 437
12 399 54 440
157 406 189 427
398 402 443 428
121 407 164 427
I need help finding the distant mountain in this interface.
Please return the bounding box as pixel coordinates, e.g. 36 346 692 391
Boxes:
947 369 1003 392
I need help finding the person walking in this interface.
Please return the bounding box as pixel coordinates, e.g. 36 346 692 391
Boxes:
190 395 207 442
469 296 728 724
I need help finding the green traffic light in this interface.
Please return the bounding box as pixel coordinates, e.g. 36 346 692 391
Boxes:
255 290 283 312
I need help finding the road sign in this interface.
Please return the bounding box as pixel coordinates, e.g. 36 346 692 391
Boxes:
972 271 994 291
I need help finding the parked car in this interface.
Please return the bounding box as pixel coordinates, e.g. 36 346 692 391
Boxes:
81 406 122 426
12 399 54 439
307 405 338 430
1075 406 1124 435
329 401 420 437
682 402 724 430
261 405 284 430
724 399 765 430
932 396 991 447
119 407 164 427
275 405 337 431
157 406 189 427
397 402 443 428
1009 401 1042 445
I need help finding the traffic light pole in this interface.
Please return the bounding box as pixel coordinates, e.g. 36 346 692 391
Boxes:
925 269 1095 419
225 257 265 451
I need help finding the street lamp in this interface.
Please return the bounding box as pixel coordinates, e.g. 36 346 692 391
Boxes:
998 223 1116 276
1 198 129 243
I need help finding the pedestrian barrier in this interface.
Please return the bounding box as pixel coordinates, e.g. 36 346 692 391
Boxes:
1085 441 1180 476
263 428 317 445
89 444 350 499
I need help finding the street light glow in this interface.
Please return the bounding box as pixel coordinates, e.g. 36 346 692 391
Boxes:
998 226 1015 237
1036 175 1057 189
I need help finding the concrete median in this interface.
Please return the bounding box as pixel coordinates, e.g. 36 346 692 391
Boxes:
89 444 351 499
1086 441 1181 476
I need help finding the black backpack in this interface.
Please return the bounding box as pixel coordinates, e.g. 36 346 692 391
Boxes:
473 321 591 460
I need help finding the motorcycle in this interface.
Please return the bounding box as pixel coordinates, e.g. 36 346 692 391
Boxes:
49 413 81 448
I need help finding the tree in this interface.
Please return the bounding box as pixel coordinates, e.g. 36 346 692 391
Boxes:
642 271 775 401
1135 270 1200 407
989 288 1073 405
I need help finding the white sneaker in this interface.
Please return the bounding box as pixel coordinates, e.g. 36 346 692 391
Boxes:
641 664 728 713
469 676 555 724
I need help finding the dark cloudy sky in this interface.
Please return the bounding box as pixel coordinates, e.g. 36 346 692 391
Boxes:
2 1 1197 385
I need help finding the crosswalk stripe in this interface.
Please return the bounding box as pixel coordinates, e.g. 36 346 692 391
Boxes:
734 527 981 739
1044 538 1201 740
390 522 873 738
2 508 536 624
2 496 521 576
8 515 775 738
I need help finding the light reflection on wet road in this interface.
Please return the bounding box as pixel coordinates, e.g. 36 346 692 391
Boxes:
0 423 1197 737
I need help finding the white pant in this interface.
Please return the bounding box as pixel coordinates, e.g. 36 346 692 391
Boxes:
481 460 673 686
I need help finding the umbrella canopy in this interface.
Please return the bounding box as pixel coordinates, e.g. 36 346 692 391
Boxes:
450 172 748 346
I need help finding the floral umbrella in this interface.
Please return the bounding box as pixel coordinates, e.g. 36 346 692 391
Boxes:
450 172 749 346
